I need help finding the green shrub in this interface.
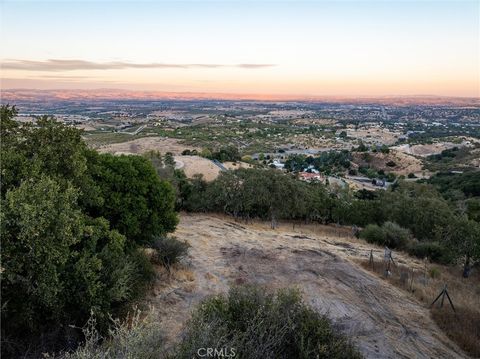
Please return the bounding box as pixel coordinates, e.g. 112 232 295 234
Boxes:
129 248 156 294
360 222 410 249
359 224 385 246
385 173 396 182
175 285 362 359
382 221 410 249
207 146 240 162
407 241 452 264
88 153 178 245
151 236 190 268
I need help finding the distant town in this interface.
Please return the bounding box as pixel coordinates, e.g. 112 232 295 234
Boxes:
4 90 479 192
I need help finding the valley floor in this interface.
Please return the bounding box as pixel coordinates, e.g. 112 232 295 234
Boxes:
146 213 466 359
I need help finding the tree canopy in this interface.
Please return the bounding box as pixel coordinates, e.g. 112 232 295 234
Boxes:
87 152 178 244
0 105 177 356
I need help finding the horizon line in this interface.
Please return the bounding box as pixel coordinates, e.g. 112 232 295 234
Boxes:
2 87 479 100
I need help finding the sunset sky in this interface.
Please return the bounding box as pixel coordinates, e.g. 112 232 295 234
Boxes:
1 1 479 97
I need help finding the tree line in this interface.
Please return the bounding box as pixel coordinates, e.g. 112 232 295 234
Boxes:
176 167 479 274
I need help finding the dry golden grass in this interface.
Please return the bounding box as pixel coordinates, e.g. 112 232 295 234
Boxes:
223 161 253 170
174 268 195 282
145 213 468 358
97 136 198 155
173 155 220 181
360 258 480 357
244 217 355 238
431 307 480 358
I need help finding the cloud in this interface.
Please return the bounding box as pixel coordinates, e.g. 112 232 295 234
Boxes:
36 75 94 79
237 64 276 69
2 59 276 72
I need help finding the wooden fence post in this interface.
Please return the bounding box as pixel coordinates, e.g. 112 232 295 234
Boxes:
430 284 456 313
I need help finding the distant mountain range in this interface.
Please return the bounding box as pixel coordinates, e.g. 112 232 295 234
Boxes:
2 88 479 106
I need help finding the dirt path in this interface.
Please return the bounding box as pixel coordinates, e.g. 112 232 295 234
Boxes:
146 213 466 358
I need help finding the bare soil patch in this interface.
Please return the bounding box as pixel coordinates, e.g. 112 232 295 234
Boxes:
97 136 199 155
222 161 253 170
353 150 424 176
392 143 464 158
346 127 401 146
174 155 221 181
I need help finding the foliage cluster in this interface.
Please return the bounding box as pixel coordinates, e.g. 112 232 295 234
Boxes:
59 309 165 359
359 222 410 249
151 236 190 268
427 171 480 199
177 285 363 359
1 105 178 357
61 286 362 359
182 168 333 228
203 145 240 162
284 150 352 174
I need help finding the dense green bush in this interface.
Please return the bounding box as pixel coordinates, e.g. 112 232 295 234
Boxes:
1 175 150 355
379 182 454 241
443 217 480 275
87 153 178 245
407 241 452 264
358 166 378 179
151 236 190 268
1 176 84 333
382 221 411 249
176 285 362 359
359 224 385 245
360 222 410 249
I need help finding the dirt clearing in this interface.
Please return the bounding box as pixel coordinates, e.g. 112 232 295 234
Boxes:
97 136 199 155
392 142 469 158
146 214 466 358
352 150 424 176
174 155 221 181
222 161 253 170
